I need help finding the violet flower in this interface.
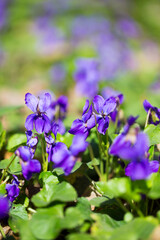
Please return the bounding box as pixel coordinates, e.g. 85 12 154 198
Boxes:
69 99 95 138
74 58 100 98
25 92 51 134
143 100 160 125
0 196 10 219
5 176 20 202
26 131 38 148
93 95 117 135
52 134 88 175
109 115 138 157
47 95 68 135
15 146 41 180
110 125 159 180
101 87 124 123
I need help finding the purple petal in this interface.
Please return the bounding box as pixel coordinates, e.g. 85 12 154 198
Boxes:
52 149 75 175
42 114 51 133
103 97 117 115
35 117 45 134
86 114 96 129
45 134 54 144
38 92 52 112
97 117 109 135
93 95 104 114
21 159 41 180
143 100 153 113
110 110 117 122
25 93 38 112
5 184 20 202
0 196 9 219
51 122 59 138
68 119 85 135
56 119 66 135
125 160 150 180
149 160 159 173
15 146 32 162
118 94 124 104
25 114 36 131
57 95 68 113
109 134 133 159
82 99 89 115
82 104 92 123
134 132 149 158
70 134 88 157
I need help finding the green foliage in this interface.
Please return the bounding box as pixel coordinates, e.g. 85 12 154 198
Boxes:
30 205 64 240
0 156 22 175
9 204 28 232
31 172 77 207
7 133 27 152
108 218 157 240
144 124 160 146
96 178 140 202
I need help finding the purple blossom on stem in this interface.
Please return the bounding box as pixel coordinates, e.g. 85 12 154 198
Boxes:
101 87 124 123
15 146 41 180
69 99 95 139
0 196 10 219
26 131 38 148
143 100 160 125
5 176 20 202
93 95 117 135
47 95 68 135
110 125 159 180
25 92 52 134
52 134 88 175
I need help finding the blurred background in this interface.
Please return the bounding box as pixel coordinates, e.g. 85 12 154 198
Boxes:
0 0 160 132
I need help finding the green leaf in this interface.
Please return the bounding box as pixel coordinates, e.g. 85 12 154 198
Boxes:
30 205 64 240
7 133 27 152
144 124 160 146
56 132 73 148
148 173 160 199
62 207 86 229
68 233 95 240
90 197 111 207
91 213 124 240
87 158 99 169
17 220 36 240
96 178 140 202
31 181 77 207
39 171 59 185
109 218 156 240
0 156 22 175
0 183 6 195
9 204 28 232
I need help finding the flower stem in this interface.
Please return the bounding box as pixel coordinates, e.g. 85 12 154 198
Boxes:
39 135 48 172
105 130 109 181
145 109 151 128
88 144 101 179
94 114 105 180
116 198 128 213
0 154 16 184
129 200 144 217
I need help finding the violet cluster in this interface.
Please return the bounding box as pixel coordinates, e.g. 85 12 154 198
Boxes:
143 100 160 125
109 116 159 180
